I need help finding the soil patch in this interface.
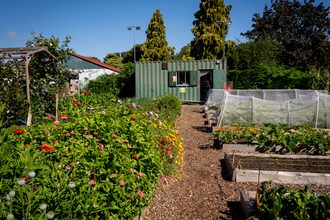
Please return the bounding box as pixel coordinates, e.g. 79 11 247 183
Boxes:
231 155 330 173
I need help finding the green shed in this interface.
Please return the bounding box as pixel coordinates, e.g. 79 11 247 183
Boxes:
135 60 226 101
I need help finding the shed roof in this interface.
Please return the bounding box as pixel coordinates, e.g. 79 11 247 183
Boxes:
73 54 122 73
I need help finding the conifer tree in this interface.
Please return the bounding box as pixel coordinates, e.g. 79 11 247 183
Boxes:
185 0 235 60
141 9 175 61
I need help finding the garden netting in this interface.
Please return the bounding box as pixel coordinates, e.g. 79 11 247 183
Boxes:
206 89 330 128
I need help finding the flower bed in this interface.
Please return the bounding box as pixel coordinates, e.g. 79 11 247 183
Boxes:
0 93 183 219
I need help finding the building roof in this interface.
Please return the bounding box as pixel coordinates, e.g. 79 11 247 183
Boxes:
73 54 122 73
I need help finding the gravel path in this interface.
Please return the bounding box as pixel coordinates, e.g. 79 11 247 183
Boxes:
143 105 330 220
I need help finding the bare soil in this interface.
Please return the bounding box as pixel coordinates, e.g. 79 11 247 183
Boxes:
231 156 330 173
143 105 330 220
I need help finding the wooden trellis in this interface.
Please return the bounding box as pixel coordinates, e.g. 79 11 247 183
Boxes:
0 47 60 125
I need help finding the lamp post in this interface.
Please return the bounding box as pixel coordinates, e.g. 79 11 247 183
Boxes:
217 20 232 61
127 25 141 63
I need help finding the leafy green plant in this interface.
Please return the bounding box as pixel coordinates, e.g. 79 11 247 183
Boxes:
249 181 330 220
211 123 330 155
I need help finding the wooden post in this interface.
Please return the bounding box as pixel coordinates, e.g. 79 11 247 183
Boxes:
25 57 32 125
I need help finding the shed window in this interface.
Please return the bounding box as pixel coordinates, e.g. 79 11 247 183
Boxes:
177 71 190 86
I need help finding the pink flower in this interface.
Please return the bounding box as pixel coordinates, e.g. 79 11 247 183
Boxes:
95 139 99 142
139 172 143 177
133 103 136 108
57 170 60 173
116 139 120 142
64 149 68 151
137 176 140 180
134 154 139 159
70 131 74 134
131 197 134 201
66 166 70 170
44 130 49 134
57 183 60 187
25 144 29 147
127 144 132 148
111 134 116 137
32 140 37 143
66 133 70 136
86 171 91 175
76 161 80 164
85 143 88 146
120 181 125 186
98 145 104 150
130 169 136 173
85 135 90 139
72 98 77 102
102 112 106 115
70 162 75 166
84 127 88 130
88 180 95 184
159 174 163 180
94 132 99 135
137 191 144 198
164 178 168 185
123 140 128 143
93 204 98 208
169 154 173 158
71 141 76 143
54 121 59 125
54 141 58 144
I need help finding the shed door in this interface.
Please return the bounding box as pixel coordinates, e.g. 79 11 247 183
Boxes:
213 69 226 89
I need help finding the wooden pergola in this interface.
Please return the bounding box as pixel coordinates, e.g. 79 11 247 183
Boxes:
0 47 60 125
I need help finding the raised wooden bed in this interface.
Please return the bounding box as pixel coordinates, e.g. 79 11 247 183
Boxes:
224 152 330 185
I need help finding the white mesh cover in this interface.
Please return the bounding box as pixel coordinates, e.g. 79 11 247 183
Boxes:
206 89 327 108
212 90 330 128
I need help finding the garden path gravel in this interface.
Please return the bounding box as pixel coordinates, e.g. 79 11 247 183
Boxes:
143 105 330 220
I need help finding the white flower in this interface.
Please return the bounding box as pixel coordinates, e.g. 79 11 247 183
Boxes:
6 213 14 220
49 43 52 46
29 171 36 178
46 211 54 219
17 178 25 186
31 44 35 47
9 191 15 198
68 182 75 189
39 203 47 211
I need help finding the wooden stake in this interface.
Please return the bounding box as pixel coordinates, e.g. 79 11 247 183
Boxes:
237 159 241 169
25 57 32 125
233 150 236 165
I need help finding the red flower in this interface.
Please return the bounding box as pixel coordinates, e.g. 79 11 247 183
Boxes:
127 105 131 108
45 116 51 119
22 176 30 183
82 92 89 94
41 144 54 152
134 154 139 159
130 117 136 121
13 130 26 135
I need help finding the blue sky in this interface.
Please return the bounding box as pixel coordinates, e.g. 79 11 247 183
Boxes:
2 0 329 61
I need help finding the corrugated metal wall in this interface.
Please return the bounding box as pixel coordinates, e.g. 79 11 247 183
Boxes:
135 60 226 101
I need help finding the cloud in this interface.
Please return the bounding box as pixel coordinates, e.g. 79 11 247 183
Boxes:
5 31 18 39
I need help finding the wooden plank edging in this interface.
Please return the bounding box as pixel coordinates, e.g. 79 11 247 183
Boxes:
224 153 330 185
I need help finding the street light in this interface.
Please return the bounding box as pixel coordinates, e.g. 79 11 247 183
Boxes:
217 20 232 61
127 25 141 63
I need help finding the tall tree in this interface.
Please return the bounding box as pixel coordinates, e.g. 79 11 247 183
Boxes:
141 9 175 61
241 0 330 70
103 53 123 70
174 43 191 60
122 43 144 63
185 0 235 60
